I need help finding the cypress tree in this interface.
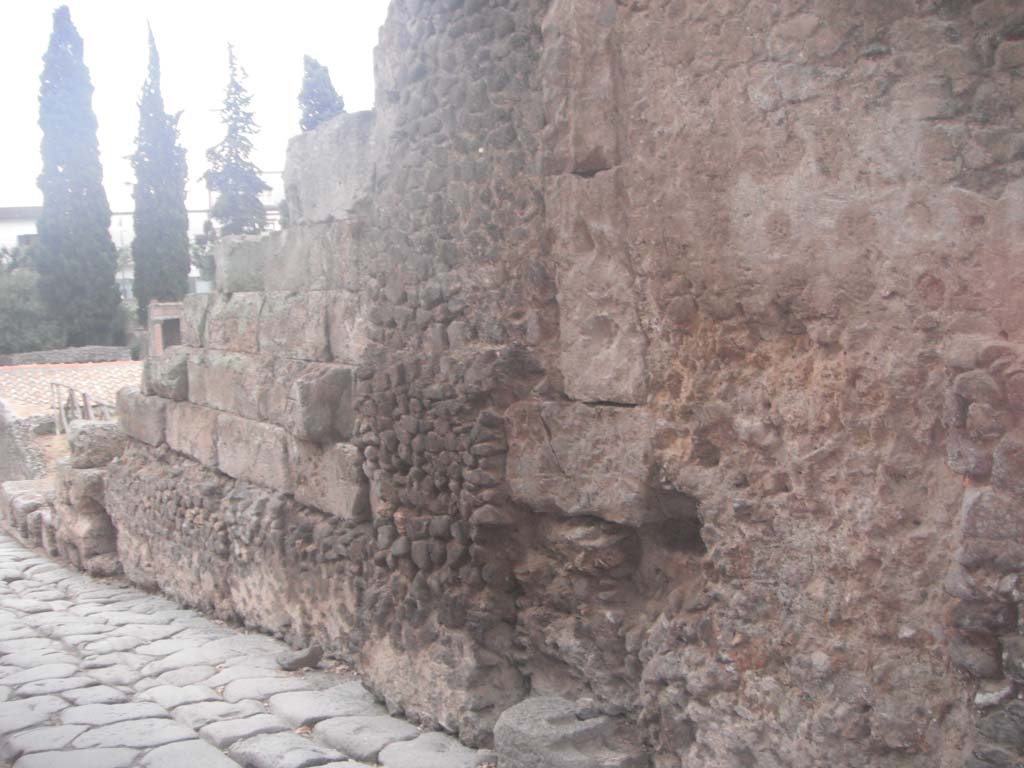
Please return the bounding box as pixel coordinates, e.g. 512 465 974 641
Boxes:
298 55 344 132
203 45 269 236
131 26 189 324
35 5 120 346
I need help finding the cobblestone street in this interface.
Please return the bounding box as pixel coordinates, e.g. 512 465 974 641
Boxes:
0 534 487 768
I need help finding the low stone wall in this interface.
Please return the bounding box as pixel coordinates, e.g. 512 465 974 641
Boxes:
0 401 31 483
0 346 131 367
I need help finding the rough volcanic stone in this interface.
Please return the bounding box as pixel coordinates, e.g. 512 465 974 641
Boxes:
493 697 649 768
992 431 1024 498
228 731 345 768
259 291 330 361
117 388 166 446
187 350 267 420
68 421 127 469
205 292 264 354
269 682 384 727
327 290 370 366
313 715 420 762
277 644 323 671
378 731 480 768
284 364 355 442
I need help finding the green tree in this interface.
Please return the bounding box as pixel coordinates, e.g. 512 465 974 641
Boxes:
35 5 120 346
298 55 344 132
131 26 189 324
0 270 64 355
203 45 269 235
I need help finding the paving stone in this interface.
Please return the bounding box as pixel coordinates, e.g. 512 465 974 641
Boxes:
378 732 480 768
62 701 169 726
222 677 313 703
1 724 88 761
0 638 63 655
228 731 345 768
110 624 184 642
143 684 220 709
206 665 287 687
16 675 97 696
136 637 206 656
139 739 242 768
0 696 67 735
72 717 195 749
84 637 145 654
1 652 78 668
174 699 264 730
64 686 131 705
14 747 139 768
201 713 291 748
313 715 421 762
0 663 77 684
82 666 144 687
268 683 384 727
154 665 219 687
0 686 10 702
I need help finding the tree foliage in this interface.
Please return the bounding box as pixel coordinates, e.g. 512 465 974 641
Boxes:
203 45 269 236
35 5 120 346
0 270 65 355
299 55 344 132
131 27 189 324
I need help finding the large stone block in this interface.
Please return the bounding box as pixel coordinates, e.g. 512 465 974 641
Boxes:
214 235 274 293
259 291 330 361
327 291 371 366
166 402 218 468
288 438 369 520
494 697 649 768
205 292 263 354
67 467 106 509
181 293 212 347
143 347 189 401
284 364 355 443
188 350 267 420
68 421 127 469
217 413 291 491
507 402 686 527
284 111 375 225
547 172 647 405
264 221 366 293
117 387 166 447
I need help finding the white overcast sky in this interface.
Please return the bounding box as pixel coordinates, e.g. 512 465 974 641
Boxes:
0 0 391 211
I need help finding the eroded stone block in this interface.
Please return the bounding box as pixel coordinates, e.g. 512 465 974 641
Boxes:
205 292 263 354
285 364 355 443
143 347 189 401
217 413 291 491
117 388 166 447
289 438 369 520
165 402 218 468
68 421 127 469
328 291 370 366
181 293 212 347
188 350 268 421
507 402 676 527
284 111 376 225
265 221 364 293
259 291 330 361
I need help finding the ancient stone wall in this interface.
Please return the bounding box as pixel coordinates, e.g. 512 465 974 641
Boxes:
106 1 1024 766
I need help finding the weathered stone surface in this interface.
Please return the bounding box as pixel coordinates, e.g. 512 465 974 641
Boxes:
284 111 375 225
188 350 267 421
377 732 479 768
216 414 291 491
200 713 290 748
277 644 323 671
229 731 345 768
265 221 363 293
326 291 369 366
495 697 649 768
71 717 194 749
139 740 240 768
144 347 190 401
288 439 369 520
214 235 270 293
205 292 263 354
284 364 354 442
68 421 127 469
14 748 138 768
117 387 166 446
313 715 420 762
259 291 330 362
181 293 212 347
2 724 87 761
165 402 218 468
961 488 1024 542
268 683 384 728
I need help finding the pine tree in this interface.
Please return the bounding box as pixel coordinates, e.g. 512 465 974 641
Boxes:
131 26 189 324
203 45 269 236
299 55 344 132
35 5 121 346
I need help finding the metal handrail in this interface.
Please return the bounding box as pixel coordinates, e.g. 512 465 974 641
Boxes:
50 382 115 434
